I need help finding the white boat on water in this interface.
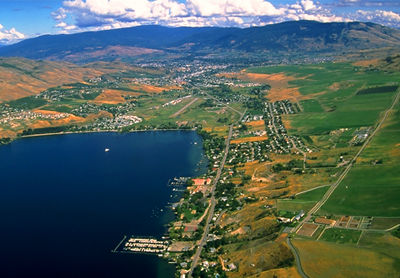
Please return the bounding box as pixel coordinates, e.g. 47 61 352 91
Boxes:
105 148 110 152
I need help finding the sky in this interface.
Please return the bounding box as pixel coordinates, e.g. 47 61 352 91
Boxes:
1 0 400 44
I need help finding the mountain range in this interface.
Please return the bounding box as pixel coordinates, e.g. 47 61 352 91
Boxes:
1 21 400 62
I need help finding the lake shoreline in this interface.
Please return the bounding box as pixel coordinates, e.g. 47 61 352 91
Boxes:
19 128 198 139
1 129 205 277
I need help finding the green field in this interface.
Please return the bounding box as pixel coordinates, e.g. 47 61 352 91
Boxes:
358 231 400 272
249 62 400 135
289 92 396 135
277 186 329 213
320 165 400 216
293 238 400 278
320 100 400 217
251 62 400 217
320 228 361 244
299 99 324 113
7 96 48 110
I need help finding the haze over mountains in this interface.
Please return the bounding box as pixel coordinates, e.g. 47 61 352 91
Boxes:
1 21 400 62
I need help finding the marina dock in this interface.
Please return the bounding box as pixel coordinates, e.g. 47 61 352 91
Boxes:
112 236 169 255
167 177 190 187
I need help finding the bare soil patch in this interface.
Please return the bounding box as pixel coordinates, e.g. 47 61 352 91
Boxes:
231 136 268 144
297 223 319 237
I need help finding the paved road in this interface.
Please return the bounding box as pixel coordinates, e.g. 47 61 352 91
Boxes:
294 89 400 233
170 97 198 118
188 125 234 277
289 137 307 169
267 102 280 135
286 238 309 278
294 184 330 196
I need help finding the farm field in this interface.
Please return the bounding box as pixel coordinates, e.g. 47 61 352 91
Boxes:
296 223 320 237
292 238 399 278
248 63 400 135
277 186 329 213
358 231 400 261
319 164 400 216
288 92 397 135
319 228 361 244
320 100 400 217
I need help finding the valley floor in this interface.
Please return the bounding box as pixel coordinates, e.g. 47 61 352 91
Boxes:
1 57 400 278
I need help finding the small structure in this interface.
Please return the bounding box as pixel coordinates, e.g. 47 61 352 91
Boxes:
180 269 188 278
277 217 292 223
315 217 336 227
227 263 237 271
292 210 305 222
184 223 198 232
189 178 212 195
192 178 212 186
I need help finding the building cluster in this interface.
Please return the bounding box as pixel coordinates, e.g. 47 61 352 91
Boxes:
114 115 142 126
278 210 305 223
71 103 103 117
38 87 101 102
82 114 142 130
0 110 69 124
228 141 270 164
162 95 191 107
351 127 371 145
263 100 310 154
227 100 312 165
71 101 136 117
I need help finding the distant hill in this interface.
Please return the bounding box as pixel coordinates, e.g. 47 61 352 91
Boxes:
0 57 145 101
1 21 400 62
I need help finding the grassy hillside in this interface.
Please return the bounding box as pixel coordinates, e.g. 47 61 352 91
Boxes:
0 58 103 102
0 58 164 102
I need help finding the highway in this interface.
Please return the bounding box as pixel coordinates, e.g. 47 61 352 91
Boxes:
188 124 233 277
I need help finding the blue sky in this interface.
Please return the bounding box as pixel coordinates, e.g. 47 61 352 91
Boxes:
1 0 400 44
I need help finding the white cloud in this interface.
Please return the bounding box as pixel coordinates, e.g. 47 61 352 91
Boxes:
52 7 67 20
187 0 282 17
301 0 317 11
355 9 400 27
53 0 286 31
56 21 77 31
50 0 399 33
284 0 346 23
0 24 25 44
63 0 187 21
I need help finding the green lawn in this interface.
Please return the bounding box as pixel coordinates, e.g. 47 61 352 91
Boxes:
320 228 361 244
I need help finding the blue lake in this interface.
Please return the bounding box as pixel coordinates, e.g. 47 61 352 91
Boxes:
0 131 207 278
